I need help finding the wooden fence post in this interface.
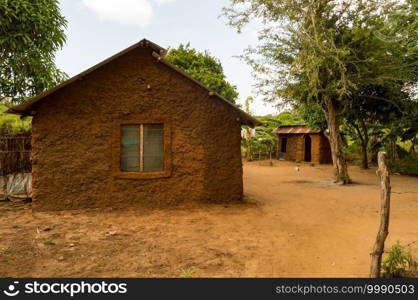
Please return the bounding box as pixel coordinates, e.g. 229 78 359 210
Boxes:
369 152 391 278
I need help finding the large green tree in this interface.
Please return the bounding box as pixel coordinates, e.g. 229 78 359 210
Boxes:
166 43 239 104
344 85 412 169
0 0 67 103
224 0 418 183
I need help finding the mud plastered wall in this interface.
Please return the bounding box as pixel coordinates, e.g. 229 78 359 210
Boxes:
279 134 331 164
31 47 243 210
278 135 302 162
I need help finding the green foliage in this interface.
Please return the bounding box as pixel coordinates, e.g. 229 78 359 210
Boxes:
0 102 31 131
340 0 418 167
345 140 362 164
43 238 56 246
224 0 418 178
179 268 196 278
382 241 418 278
0 247 14 255
339 175 352 184
274 111 300 127
294 101 327 131
346 87 418 166
0 0 68 103
244 96 253 114
166 43 239 104
243 97 254 160
391 153 418 176
224 0 418 105
242 111 299 159
253 116 281 154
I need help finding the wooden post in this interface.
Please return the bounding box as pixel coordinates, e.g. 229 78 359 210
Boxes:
369 152 391 278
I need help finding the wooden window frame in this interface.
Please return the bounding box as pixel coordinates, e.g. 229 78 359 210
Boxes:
112 118 172 179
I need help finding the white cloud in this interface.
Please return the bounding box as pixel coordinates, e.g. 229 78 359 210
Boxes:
153 0 175 4
82 0 154 27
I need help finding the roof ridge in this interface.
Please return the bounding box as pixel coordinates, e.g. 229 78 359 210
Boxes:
7 39 261 128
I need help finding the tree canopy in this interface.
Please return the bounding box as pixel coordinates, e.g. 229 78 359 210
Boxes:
0 0 68 104
224 0 418 182
165 43 239 104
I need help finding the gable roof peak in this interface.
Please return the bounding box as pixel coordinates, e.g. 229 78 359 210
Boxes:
8 39 261 127
139 38 167 57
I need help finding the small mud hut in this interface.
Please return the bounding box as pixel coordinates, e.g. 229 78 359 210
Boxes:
273 125 332 164
8 39 261 210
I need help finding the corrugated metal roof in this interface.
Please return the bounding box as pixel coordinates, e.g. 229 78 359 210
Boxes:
273 125 322 134
8 39 262 128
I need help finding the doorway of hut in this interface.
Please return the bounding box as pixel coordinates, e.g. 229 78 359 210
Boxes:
304 135 312 162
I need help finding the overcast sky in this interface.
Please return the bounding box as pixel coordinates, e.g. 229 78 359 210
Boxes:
55 0 279 116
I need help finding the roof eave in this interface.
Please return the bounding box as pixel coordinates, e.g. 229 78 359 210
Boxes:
151 52 261 128
9 39 165 114
8 39 261 127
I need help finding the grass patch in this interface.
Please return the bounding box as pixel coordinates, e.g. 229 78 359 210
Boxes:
179 268 196 278
382 241 418 278
0 247 14 255
43 239 56 246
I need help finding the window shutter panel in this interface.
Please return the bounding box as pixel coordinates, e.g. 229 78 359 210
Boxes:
143 124 164 172
121 125 140 172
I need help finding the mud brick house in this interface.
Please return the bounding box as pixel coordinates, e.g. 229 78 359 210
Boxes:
8 39 260 210
273 125 332 164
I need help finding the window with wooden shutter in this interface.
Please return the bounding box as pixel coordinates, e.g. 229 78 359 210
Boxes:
114 120 171 179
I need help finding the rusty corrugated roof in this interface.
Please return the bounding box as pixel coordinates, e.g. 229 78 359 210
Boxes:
272 125 322 134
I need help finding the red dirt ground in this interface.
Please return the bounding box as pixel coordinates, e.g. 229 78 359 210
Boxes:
0 161 417 277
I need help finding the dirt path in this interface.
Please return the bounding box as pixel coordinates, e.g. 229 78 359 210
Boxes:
0 161 417 277
243 161 418 277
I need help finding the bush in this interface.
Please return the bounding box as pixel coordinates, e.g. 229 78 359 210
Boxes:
392 153 418 176
0 104 31 132
382 241 418 278
345 143 362 165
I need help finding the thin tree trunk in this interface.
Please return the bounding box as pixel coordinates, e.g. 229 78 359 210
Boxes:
324 97 350 183
353 121 369 169
370 152 391 278
247 140 253 161
388 137 397 163
360 119 369 169
245 128 253 161
410 136 417 154
276 142 280 159
369 134 379 165
360 142 369 169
